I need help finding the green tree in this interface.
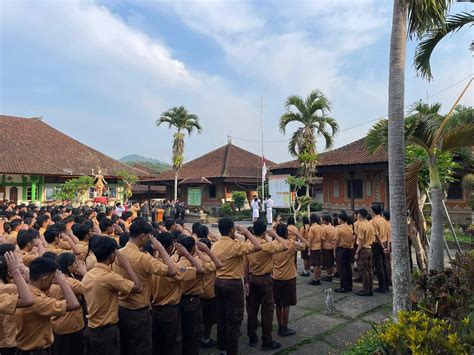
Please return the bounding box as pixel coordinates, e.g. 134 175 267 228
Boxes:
52 176 95 203
386 0 451 318
286 175 307 220
156 106 202 201
279 90 338 215
232 191 247 211
367 102 473 273
117 170 139 202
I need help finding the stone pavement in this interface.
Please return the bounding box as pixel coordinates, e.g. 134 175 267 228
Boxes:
194 223 393 354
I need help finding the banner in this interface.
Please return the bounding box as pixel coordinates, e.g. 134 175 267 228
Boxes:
269 175 290 208
187 187 202 206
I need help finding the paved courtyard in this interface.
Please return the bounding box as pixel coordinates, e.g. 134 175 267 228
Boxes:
197 222 393 355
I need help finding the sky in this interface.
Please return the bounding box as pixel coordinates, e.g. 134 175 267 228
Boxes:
1 0 472 165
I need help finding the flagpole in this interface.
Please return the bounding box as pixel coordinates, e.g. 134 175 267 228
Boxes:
261 96 265 212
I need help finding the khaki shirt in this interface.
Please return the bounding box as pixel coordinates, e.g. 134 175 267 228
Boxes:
112 242 169 309
7 231 18 245
308 224 322 250
0 283 18 348
357 220 375 248
85 252 97 271
45 243 65 255
179 256 206 296
212 236 255 280
334 224 354 248
15 285 67 351
272 240 306 280
300 225 310 239
287 225 299 241
246 239 284 276
82 263 134 329
77 240 89 260
200 254 217 299
321 224 337 250
49 277 84 335
371 215 389 244
151 260 196 306
19 249 38 267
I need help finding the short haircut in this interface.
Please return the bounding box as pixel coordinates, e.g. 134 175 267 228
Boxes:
178 236 195 253
371 203 383 215
52 222 66 233
10 219 22 230
74 215 87 224
142 241 154 255
287 216 296 226
119 232 130 248
383 211 390 221
154 231 173 249
192 222 202 235
96 212 106 222
17 230 34 249
0 243 16 283
42 252 58 261
302 215 310 225
72 223 90 241
218 218 234 236
199 237 211 249
36 214 50 227
310 213 320 224
175 218 185 227
164 219 176 231
338 213 348 222
252 219 267 236
44 226 60 244
275 223 288 239
121 211 133 221
322 214 332 224
57 253 76 275
83 220 94 231
99 218 114 232
62 216 75 224
358 208 369 218
129 219 153 237
105 207 114 216
29 257 58 281
89 235 117 262
196 225 209 239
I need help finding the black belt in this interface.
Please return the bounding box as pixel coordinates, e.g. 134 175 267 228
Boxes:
249 273 271 277
152 303 179 308
88 323 117 331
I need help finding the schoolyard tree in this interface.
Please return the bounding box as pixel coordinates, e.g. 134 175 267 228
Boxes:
156 106 202 201
53 176 95 203
279 90 338 215
232 191 247 211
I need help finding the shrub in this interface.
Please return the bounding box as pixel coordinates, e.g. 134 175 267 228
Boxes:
232 191 247 211
221 202 233 217
344 321 389 355
310 201 322 211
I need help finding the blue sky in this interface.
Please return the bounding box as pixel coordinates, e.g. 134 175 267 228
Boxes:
1 0 472 165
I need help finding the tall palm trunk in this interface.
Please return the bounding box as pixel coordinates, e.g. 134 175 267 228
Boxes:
306 184 310 216
388 0 411 319
174 170 178 201
428 164 444 271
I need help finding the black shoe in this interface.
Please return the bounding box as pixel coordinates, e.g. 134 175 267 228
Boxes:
200 339 217 349
334 288 348 293
307 280 321 286
249 337 258 347
353 277 362 283
374 287 388 293
277 325 283 336
281 327 297 337
261 341 281 351
300 271 310 277
356 290 373 297
321 276 333 282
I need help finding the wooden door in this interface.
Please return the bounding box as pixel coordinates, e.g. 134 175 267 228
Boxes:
9 187 18 203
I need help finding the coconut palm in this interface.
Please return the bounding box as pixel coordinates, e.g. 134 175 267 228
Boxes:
279 90 338 215
367 102 474 273
414 12 474 80
387 0 451 318
156 106 202 201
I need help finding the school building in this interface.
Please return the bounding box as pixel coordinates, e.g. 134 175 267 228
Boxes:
0 115 149 204
270 138 472 225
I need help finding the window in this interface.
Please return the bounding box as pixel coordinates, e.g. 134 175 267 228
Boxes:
89 188 95 199
26 187 38 201
208 185 217 199
347 179 363 199
108 187 117 198
333 180 340 198
447 179 463 200
45 187 56 200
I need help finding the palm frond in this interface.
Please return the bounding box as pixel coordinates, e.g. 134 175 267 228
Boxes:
321 130 335 150
406 0 452 39
288 127 305 157
414 12 474 80
284 95 307 116
279 112 304 134
366 119 388 154
442 123 474 152
324 116 339 135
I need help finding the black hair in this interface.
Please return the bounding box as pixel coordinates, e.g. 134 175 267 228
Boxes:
42 252 58 261
151 222 160 230
332 217 339 226
111 215 120 223
62 216 75 224
57 253 76 277
338 213 348 222
358 208 369 218
175 218 185 227
347 215 354 225
154 231 174 249
0 243 16 284
52 222 66 233
36 214 50 229
52 215 62 223
252 219 267 236
302 215 310 225
29 257 58 281
129 219 153 237
366 215 372 221
164 219 176 231
74 215 87 224
17 230 34 249
72 223 90 241
83 220 94 231
24 217 34 227
178 236 195 253
119 232 130 248
3 222 11 234
10 219 22 230
196 225 209 239
310 213 320 224
96 212 106 222
142 240 155 255
89 235 117 262
371 203 383 215
275 223 288 239
105 207 114 216
199 237 211 249
287 216 296 226
99 218 114 233
44 226 60 244
218 218 234 236
383 211 390 221
192 222 202 235
322 214 332 224
121 211 133 221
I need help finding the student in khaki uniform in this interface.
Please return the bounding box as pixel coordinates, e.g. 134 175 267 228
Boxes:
7 219 22 245
82 236 142 355
36 215 51 238
211 218 262 355
307 214 322 286
17 229 44 267
334 214 354 293
371 204 390 293
354 209 375 296
15 257 80 355
44 226 80 256
299 215 311 277
111 219 176 355
50 253 87 355
321 214 337 281
149 232 201 355
0 249 34 355
272 223 307 337
245 220 288 351
72 222 94 260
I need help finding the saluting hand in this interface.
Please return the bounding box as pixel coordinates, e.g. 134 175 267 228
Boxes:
173 243 189 257
75 260 87 276
196 241 210 253
4 251 21 273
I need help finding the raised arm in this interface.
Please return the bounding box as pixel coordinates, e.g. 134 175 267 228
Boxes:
174 243 204 274
266 230 289 250
54 270 80 311
235 225 262 252
115 251 143 293
61 234 81 256
196 241 223 269
149 236 176 276
5 251 34 308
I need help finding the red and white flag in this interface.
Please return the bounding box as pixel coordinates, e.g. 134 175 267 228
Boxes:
262 156 267 179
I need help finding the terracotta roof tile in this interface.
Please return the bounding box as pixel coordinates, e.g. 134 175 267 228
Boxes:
0 115 150 177
270 138 387 171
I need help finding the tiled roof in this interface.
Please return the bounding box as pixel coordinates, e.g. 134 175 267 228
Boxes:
145 143 274 182
0 115 150 177
270 138 388 171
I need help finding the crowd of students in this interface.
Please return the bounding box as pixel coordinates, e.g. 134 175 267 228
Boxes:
0 201 391 355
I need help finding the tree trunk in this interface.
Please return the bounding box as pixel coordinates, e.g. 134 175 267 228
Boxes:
174 170 178 201
388 0 411 320
306 184 310 216
428 187 444 271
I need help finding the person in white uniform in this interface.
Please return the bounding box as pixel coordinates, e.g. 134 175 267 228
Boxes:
265 195 274 225
251 196 260 222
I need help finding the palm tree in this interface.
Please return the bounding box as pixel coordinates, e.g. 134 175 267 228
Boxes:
279 90 338 215
387 0 451 318
414 12 474 80
156 106 202 201
368 102 474 272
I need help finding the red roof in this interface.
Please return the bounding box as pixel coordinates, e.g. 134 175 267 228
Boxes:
0 115 150 177
270 138 387 171
146 143 274 182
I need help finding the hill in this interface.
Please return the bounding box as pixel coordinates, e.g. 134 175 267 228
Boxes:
118 154 170 174
119 154 168 165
